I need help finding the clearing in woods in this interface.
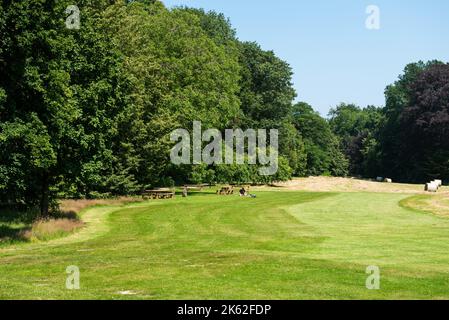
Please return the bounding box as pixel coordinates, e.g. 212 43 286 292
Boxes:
1 179 449 299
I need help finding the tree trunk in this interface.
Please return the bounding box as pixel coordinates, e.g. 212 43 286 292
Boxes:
40 172 50 217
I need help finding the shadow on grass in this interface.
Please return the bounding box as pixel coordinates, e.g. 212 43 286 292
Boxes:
0 206 81 245
0 225 30 244
0 208 38 224
176 191 215 197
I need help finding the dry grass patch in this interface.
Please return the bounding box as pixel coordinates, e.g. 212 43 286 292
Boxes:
262 176 449 194
21 218 85 241
401 194 449 218
59 197 143 216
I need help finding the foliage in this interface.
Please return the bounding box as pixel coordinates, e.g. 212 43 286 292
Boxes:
376 61 448 182
391 63 449 182
0 0 304 214
328 103 383 176
292 102 348 176
7 0 448 216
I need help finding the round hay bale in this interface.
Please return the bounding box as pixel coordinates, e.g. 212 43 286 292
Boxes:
430 180 440 189
426 183 438 193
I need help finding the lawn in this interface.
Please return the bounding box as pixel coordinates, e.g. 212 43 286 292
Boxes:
1 190 449 299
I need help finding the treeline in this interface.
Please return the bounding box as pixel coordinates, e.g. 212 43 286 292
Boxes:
1 1 448 215
329 61 449 184
0 0 348 214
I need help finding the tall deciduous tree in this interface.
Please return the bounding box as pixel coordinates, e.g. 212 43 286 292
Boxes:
0 0 136 213
329 103 383 176
396 63 449 182
292 102 348 177
379 60 447 182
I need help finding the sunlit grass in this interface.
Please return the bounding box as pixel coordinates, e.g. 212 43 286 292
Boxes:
1 191 449 299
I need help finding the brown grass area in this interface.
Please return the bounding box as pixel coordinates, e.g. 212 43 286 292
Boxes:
21 218 85 241
59 197 143 216
401 194 449 218
0 197 144 244
256 176 449 195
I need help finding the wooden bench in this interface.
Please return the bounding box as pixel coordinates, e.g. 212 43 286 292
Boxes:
216 186 234 195
142 188 175 200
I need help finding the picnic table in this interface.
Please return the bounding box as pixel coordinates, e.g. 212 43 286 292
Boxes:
216 186 234 195
142 188 175 200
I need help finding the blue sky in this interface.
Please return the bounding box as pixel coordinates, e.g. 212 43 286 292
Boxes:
162 0 449 115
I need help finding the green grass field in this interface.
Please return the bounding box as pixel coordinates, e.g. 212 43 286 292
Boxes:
1 190 449 300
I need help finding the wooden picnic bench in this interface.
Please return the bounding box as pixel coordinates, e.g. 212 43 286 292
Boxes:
216 186 234 195
142 188 175 200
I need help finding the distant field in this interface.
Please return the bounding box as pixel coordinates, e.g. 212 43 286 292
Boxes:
268 176 449 194
1 183 449 299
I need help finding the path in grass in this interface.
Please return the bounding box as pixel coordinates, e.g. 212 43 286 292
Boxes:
1 191 449 299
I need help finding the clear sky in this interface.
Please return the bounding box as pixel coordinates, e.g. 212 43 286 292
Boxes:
162 0 449 115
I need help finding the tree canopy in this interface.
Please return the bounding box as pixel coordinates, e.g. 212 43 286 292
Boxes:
1 0 448 215
329 61 449 183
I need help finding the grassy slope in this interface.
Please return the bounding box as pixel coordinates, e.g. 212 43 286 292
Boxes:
401 194 449 218
1 191 449 299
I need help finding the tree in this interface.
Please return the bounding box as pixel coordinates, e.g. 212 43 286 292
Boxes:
0 0 80 214
0 116 56 210
278 121 307 176
237 42 296 128
329 103 383 176
176 7 237 47
379 60 447 182
396 63 449 182
0 1 137 213
102 1 244 186
292 102 348 176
